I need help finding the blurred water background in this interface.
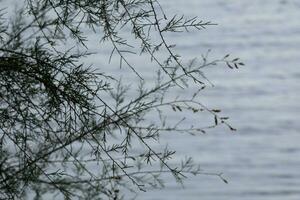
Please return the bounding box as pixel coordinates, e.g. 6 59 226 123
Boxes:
2 0 300 199
135 0 300 199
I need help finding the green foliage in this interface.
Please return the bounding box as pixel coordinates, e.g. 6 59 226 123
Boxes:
0 0 242 199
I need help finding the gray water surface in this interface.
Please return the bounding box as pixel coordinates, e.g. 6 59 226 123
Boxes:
136 1 300 199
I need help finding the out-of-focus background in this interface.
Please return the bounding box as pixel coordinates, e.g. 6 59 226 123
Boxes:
136 0 300 199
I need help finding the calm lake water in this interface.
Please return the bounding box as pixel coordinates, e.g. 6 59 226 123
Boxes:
2 0 300 199
137 0 300 200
